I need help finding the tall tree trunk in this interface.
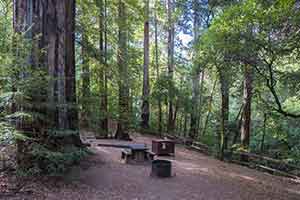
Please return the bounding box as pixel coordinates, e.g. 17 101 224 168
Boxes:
189 0 201 140
65 0 80 132
173 98 179 132
260 113 267 153
190 73 200 139
240 65 253 152
154 4 162 134
231 104 244 147
115 0 130 140
81 33 90 129
98 0 108 138
141 0 150 130
219 68 230 160
167 0 175 133
184 113 188 137
202 78 217 136
197 70 205 135
179 112 184 134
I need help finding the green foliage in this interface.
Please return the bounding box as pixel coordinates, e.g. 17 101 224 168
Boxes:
18 144 91 176
48 129 81 138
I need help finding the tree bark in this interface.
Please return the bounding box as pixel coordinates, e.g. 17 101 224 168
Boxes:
184 113 188 137
260 113 267 153
241 65 253 151
13 0 82 169
154 6 162 134
81 33 90 129
115 0 130 140
141 0 150 130
197 70 205 135
189 0 201 140
167 0 175 133
202 78 217 136
98 0 108 138
190 73 200 139
219 68 230 160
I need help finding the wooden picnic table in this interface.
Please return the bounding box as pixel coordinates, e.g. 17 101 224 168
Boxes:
127 144 148 162
97 142 155 163
121 144 155 163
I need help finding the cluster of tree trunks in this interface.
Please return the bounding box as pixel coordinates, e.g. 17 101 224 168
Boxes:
13 0 82 168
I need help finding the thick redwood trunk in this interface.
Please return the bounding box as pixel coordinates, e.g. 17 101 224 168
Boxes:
13 0 82 168
115 0 130 140
141 0 150 130
66 4 79 133
50 1 79 132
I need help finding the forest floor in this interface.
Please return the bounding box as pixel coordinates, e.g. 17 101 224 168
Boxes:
1 133 300 200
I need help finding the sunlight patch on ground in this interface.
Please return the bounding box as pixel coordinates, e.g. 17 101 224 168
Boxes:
96 147 111 154
171 160 209 173
227 172 257 182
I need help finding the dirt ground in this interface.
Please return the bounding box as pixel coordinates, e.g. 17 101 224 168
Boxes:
1 133 300 200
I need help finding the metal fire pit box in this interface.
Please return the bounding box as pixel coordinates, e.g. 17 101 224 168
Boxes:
151 159 172 178
152 139 175 156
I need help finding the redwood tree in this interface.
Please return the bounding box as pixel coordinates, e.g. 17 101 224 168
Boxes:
97 0 108 138
189 0 201 139
154 3 162 133
218 66 230 160
240 65 253 150
13 0 82 169
167 0 175 133
115 0 130 140
141 0 150 130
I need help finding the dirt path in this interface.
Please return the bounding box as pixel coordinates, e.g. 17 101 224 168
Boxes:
2 134 300 200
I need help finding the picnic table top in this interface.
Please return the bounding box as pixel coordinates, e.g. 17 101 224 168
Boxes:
127 144 148 150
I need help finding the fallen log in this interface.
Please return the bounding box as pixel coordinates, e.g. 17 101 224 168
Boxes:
189 145 210 155
192 141 209 151
256 165 300 180
233 151 300 171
